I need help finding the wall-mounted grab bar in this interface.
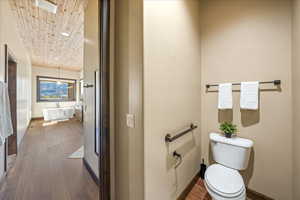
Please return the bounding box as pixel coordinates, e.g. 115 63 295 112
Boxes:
165 124 197 143
206 80 281 89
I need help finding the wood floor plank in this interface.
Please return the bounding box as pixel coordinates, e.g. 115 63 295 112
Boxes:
185 179 211 200
0 119 99 200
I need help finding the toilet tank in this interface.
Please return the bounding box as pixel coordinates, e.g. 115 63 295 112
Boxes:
210 133 253 170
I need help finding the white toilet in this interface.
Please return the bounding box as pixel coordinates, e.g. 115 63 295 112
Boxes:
204 133 253 200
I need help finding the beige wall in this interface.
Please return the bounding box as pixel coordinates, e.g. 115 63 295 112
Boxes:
0 0 32 180
83 0 99 177
200 0 293 199
83 1 116 197
119 1 297 199
144 1 202 199
110 1 116 198
115 0 144 199
31 66 80 118
117 1 299 199
292 0 300 199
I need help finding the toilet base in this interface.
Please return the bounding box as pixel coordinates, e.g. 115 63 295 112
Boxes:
204 181 246 200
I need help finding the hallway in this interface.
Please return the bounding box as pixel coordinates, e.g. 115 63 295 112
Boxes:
0 119 98 200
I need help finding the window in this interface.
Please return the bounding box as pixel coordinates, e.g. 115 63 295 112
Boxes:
37 76 76 102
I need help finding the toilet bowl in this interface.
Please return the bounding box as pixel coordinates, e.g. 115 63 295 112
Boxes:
204 133 253 200
204 164 246 200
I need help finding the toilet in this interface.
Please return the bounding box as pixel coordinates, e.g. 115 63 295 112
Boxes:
204 133 253 200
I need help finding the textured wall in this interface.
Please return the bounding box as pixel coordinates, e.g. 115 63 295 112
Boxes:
292 0 300 199
144 1 202 199
83 0 99 177
200 0 293 199
0 0 32 181
115 0 144 199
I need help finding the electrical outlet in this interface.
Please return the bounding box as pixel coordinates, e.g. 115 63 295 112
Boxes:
126 114 135 128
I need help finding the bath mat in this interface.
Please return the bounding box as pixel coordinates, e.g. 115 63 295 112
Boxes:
68 146 84 159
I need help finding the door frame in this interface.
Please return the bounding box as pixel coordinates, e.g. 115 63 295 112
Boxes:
98 0 111 200
4 44 18 172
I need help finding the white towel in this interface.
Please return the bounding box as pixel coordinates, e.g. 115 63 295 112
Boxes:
240 81 259 110
0 82 13 145
218 83 233 109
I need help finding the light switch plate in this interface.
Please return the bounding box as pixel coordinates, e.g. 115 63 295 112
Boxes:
126 114 135 128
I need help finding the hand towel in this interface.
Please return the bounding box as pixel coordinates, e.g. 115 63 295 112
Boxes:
218 83 233 109
240 81 259 110
0 82 13 146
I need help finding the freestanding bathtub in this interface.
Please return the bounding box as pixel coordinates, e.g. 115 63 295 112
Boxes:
43 107 75 121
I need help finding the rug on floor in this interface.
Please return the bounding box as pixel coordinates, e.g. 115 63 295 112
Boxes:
68 146 84 159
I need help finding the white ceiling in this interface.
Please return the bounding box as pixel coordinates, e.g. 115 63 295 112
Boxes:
10 0 88 71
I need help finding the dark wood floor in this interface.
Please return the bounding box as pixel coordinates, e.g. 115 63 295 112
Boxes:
185 178 255 200
0 119 99 200
185 179 211 200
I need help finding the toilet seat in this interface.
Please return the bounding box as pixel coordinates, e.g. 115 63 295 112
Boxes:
205 164 245 198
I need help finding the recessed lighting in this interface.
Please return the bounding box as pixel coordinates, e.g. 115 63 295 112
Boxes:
35 0 57 14
61 32 70 37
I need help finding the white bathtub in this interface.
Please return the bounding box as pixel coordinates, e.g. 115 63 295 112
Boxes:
43 107 75 121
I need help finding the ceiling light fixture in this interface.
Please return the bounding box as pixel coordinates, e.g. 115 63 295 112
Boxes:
61 32 70 37
35 0 57 14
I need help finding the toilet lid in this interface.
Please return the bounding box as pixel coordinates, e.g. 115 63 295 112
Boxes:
205 164 245 197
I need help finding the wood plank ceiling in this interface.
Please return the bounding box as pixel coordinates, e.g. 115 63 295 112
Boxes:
9 0 88 71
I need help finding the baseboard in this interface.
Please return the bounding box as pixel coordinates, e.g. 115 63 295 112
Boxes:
0 171 7 191
246 188 274 200
31 117 44 121
177 172 274 200
83 158 99 185
177 173 200 200
23 119 33 141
